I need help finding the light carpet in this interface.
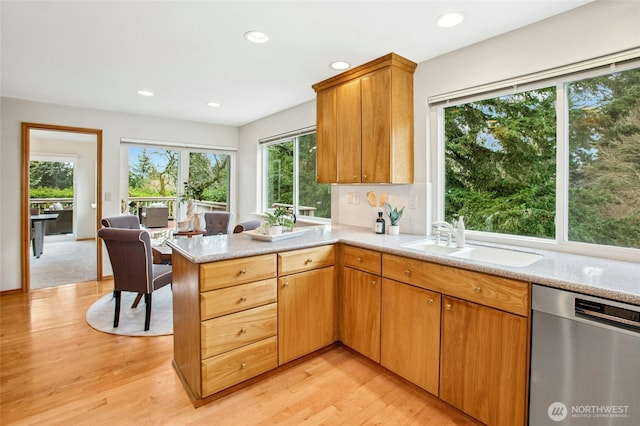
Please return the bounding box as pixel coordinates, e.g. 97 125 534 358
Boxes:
85 285 173 336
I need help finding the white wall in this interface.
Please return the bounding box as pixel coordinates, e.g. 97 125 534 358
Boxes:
238 0 640 235
1 98 238 291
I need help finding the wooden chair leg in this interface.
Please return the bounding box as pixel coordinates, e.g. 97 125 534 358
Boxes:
114 291 121 328
144 293 152 331
131 292 143 308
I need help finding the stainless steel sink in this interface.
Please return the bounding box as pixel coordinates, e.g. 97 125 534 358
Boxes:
400 240 542 267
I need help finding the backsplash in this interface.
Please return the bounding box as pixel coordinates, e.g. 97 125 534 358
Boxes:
333 183 430 235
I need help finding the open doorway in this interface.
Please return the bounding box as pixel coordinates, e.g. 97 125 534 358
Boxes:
21 123 103 292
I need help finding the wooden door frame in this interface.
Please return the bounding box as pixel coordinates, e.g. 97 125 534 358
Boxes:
21 122 104 292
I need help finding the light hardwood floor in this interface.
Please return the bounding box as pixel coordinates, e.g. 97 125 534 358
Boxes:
1 280 480 425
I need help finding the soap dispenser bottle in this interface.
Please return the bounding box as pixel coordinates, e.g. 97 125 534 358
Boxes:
375 211 386 234
456 215 465 248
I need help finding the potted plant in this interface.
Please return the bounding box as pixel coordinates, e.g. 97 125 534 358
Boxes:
386 204 405 235
262 206 295 236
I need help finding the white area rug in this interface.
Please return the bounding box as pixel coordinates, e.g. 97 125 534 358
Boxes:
85 285 173 336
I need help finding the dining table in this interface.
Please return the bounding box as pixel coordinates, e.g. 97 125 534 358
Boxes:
30 213 59 258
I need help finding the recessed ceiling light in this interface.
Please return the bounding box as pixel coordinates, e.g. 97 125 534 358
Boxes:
137 90 154 96
330 61 351 70
244 30 269 44
437 11 464 28
207 101 221 108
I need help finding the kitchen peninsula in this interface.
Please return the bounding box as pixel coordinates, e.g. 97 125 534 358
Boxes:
167 224 640 424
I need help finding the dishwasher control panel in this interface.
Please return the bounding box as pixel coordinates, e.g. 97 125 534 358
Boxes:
575 298 640 331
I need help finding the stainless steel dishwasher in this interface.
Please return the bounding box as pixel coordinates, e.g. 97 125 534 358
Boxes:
530 284 640 425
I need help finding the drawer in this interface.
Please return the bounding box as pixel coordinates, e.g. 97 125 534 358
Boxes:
278 245 335 275
200 254 276 291
382 254 529 316
200 278 277 321
201 336 278 397
342 245 381 275
201 303 277 359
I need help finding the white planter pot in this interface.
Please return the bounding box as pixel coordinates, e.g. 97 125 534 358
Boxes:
267 225 283 236
388 225 400 235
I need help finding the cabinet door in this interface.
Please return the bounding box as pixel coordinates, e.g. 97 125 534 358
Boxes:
340 266 381 362
361 68 391 183
336 78 362 183
316 87 337 183
440 296 528 426
278 266 335 364
381 279 440 396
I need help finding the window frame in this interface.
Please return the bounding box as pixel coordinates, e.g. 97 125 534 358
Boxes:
260 128 331 224
120 139 237 222
432 60 640 262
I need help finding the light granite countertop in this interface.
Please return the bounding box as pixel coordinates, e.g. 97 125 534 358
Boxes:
166 224 640 305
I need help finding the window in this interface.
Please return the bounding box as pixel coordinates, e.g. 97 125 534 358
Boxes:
188 152 230 207
439 64 640 254
125 143 235 221
262 130 331 220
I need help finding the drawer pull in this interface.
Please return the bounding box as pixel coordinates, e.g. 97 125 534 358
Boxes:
239 296 247 302
305 258 313 264
240 327 247 334
428 298 434 305
474 287 483 293
239 269 247 274
240 362 247 369
404 270 411 277
445 303 452 311
357 257 363 263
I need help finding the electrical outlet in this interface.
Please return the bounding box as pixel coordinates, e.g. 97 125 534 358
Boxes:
409 192 418 209
347 192 353 204
353 192 360 205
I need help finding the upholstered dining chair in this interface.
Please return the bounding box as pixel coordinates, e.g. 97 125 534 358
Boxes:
101 215 141 229
233 220 261 233
204 212 235 235
97 227 172 331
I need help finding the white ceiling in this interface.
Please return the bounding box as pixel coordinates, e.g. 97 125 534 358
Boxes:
1 0 592 127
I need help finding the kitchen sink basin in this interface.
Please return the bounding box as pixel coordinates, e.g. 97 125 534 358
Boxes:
400 240 542 267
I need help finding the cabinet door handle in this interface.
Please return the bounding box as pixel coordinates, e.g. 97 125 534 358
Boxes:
239 296 247 302
404 270 411 277
305 258 313 264
474 287 482 293
445 303 452 311
370 280 377 286
240 327 247 334
363 174 367 180
239 269 247 274
282 282 289 287
428 298 434 305
240 362 247 369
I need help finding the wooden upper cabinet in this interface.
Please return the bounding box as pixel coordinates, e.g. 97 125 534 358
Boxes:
315 88 337 183
313 53 416 184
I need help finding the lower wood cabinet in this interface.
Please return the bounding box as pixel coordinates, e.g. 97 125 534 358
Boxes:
340 266 381 362
278 266 335 364
201 336 278 397
380 278 441 396
440 296 529 426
